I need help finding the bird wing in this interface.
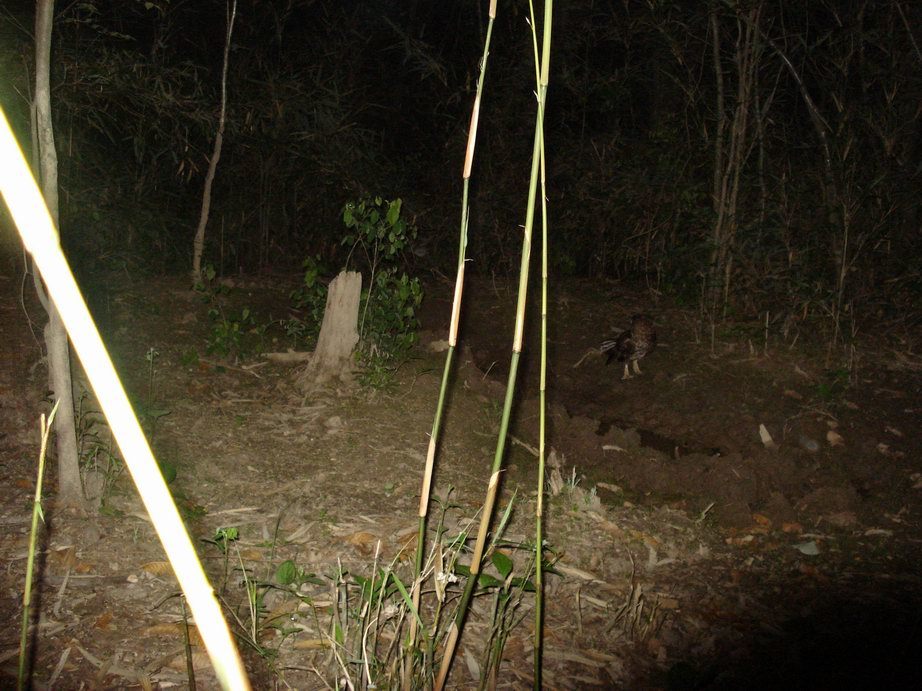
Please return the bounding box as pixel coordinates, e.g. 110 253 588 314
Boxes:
601 331 634 364
600 339 619 354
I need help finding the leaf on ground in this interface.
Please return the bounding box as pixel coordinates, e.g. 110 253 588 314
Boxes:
345 531 379 554
145 623 203 647
751 513 772 532
141 561 173 576
864 528 893 537
758 423 777 449
821 511 857 528
393 532 417 562
463 647 480 681
168 651 211 672
285 524 313 544
725 534 755 546
292 638 329 650
793 540 820 555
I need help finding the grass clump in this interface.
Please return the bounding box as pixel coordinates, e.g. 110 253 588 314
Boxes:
199 494 555 689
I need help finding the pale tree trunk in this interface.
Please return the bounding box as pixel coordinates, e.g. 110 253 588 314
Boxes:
191 0 237 280
34 0 83 508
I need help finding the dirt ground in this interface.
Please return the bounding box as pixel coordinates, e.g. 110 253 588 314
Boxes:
1 268 921 689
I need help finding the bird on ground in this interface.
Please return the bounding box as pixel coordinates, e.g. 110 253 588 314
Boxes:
600 314 657 380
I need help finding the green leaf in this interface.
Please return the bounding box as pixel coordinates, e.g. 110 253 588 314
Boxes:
511 577 537 592
275 559 298 585
158 461 178 484
492 551 514 579
333 621 344 646
387 571 426 630
215 526 239 542
386 198 402 226
477 573 504 589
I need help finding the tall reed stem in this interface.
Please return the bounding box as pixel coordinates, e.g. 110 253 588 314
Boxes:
407 0 498 672
435 2 553 687
18 402 58 691
528 2 553 686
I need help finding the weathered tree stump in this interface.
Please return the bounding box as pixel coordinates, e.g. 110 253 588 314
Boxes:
297 270 361 392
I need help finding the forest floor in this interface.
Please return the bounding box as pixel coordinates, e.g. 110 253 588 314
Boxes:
1 268 921 689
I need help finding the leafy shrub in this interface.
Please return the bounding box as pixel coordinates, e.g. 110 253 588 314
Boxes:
195 265 264 359
356 267 423 386
206 306 256 357
290 197 424 386
341 197 423 385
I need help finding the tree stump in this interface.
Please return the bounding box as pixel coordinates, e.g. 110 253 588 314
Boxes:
297 270 361 392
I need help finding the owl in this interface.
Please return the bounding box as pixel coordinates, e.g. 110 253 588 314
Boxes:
600 314 657 380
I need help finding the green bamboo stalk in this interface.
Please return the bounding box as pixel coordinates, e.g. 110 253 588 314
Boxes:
19 402 59 691
407 0 498 667
528 3 553 687
435 3 553 686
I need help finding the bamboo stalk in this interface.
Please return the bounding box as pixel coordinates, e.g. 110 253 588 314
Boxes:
529 1 553 685
407 0 498 675
435 2 553 685
18 403 58 691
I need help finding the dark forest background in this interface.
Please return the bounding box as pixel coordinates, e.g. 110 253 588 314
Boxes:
1 0 919 343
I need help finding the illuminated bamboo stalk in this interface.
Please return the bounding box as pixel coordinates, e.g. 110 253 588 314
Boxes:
435 3 553 687
528 2 553 687
406 0 498 671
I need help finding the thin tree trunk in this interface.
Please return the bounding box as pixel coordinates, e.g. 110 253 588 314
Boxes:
191 0 237 280
707 2 760 316
708 2 727 313
34 0 83 508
